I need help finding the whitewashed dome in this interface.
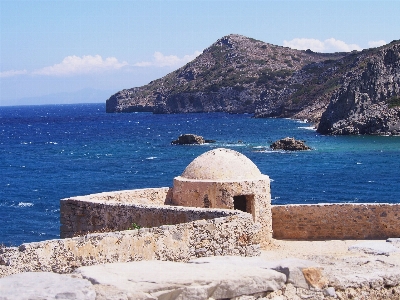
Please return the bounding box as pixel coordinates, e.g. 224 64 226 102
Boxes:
181 148 263 181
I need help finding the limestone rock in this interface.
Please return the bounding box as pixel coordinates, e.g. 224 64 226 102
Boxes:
0 272 96 300
349 241 399 256
270 137 311 151
323 286 337 298
387 238 400 247
302 267 328 289
189 256 318 289
75 260 286 300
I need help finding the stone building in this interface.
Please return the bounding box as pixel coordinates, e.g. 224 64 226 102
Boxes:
172 148 272 244
60 147 272 246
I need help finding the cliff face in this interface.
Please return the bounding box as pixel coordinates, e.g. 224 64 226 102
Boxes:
106 34 400 135
317 43 400 135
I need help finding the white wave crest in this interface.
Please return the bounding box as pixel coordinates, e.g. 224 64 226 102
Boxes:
17 202 34 207
298 126 316 131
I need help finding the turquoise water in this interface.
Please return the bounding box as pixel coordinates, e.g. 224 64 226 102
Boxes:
1 103 400 246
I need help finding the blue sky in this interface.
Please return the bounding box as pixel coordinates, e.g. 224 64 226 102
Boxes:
0 0 399 105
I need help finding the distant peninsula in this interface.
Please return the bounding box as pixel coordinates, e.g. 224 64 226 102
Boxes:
106 34 400 135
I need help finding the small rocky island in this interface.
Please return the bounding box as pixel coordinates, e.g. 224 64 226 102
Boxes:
171 134 215 145
270 137 311 151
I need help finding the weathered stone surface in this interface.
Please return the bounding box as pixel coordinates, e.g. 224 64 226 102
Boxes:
189 256 318 289
349 241 399 256
302 267 328 289
270 137 311 151
268 259 318 289
272 203 400 240
179 148 264 181
387 238 400 246
1 245 400 299
76 260 286 300
1 213 260 278
0 272 96 300
323 286 337 298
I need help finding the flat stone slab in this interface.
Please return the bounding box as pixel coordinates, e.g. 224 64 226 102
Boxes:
0 272 96 300
387 238 400 246
189 255 318 288
76 260 286 300
349 241 399 256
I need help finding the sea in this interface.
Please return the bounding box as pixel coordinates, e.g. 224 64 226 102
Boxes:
1 103 400 246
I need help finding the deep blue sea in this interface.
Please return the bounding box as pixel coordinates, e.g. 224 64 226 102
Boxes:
1 103 400 246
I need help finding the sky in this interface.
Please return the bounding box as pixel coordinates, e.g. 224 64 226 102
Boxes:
0 0 399 106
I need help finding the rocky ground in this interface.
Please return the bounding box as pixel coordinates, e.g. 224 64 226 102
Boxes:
1 239 399 300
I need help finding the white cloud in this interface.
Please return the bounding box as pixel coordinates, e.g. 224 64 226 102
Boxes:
134 50 202 68
0 69 28 78
283 38 362 53
368 40 387 48
32 55 128 76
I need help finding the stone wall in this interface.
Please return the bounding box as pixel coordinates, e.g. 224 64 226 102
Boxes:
0 214 260 277
272 203 400 240
60 197 243 238
68 187 172 205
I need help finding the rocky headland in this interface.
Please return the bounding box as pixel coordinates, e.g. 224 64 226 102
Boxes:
317 44 400 135
106 34 400 136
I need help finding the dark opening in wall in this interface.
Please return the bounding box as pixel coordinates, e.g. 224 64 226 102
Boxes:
204 195 211 208
233 195 255 219
234 195 248 212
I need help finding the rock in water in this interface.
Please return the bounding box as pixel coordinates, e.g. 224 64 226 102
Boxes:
172 134 215 145
270 137 311 151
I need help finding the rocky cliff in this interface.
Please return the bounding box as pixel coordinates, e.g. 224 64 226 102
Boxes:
106 34 400 135
317 43 400 135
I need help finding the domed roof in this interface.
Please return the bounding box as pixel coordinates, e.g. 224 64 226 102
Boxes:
180 148 263 181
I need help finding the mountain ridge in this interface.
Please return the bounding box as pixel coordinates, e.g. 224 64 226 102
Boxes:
106 34 400 135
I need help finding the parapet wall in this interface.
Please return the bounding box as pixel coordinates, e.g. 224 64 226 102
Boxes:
272 203 400 240
68 187 172 205
61 196 243 238
0 214 260 277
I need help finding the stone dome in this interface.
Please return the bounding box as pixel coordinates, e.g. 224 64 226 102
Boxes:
180 148 263 181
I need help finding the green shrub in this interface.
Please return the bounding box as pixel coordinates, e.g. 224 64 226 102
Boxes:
388 96 400 108
233 85 246 92
128 223 141 230
205 84 220 92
